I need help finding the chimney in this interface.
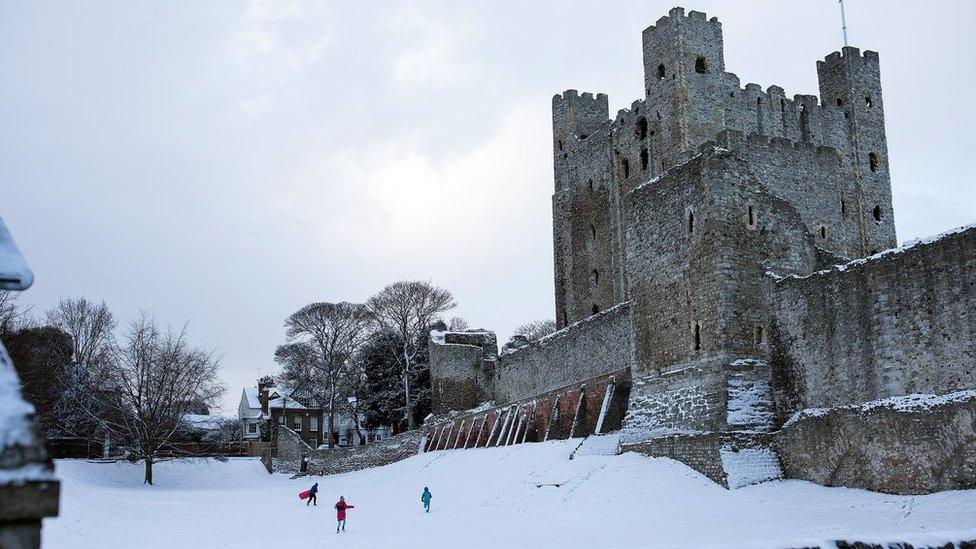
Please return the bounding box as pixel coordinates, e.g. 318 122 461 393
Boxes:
257 376 273 415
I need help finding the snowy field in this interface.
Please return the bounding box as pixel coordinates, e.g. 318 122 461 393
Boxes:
46 438 976 548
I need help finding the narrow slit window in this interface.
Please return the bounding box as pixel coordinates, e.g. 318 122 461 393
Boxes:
873 204 883 223
819 225 827 239
621 158 630 178
695 57 707 74
657 64 665 79
592 304 600 315
588 179 594 193
865 96 873 107
591 269 599 286
640 148 649 170
557 140 563 151
590 224 596 240
841 199 848 219
687 210 695 235
636 117 648 139
868 152 879 172
747 205 756 227
754 325 765 346
693 322 702 351
836 98 844 107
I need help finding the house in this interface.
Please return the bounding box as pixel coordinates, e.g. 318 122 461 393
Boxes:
238 377 392 449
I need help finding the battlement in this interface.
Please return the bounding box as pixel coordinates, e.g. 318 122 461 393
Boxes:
711 130 842 164
821 46 880 66
646 7 721 33
552 89 610 109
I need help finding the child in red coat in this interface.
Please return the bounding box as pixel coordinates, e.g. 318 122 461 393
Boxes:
335 496 355 533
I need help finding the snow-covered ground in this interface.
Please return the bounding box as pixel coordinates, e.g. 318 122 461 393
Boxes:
46 439 976 548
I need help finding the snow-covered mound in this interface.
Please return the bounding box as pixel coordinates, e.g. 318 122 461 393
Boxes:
46 441 976 548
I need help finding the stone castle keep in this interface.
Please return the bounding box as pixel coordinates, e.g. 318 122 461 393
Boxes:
426 7 976 493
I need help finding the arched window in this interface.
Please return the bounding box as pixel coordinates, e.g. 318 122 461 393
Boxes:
591 269 599 286
868 152 879 172
636 117 648 140
695 56 707 74
592 304 600 315
873 204 883 223
657 64 665 79
640 148 649 170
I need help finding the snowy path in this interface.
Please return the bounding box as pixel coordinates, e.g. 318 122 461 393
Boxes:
45 440 976 548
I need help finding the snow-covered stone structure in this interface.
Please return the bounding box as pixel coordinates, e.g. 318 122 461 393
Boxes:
428 6 976 494
0 215 59 547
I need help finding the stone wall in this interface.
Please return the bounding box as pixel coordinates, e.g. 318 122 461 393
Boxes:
272 426 424 477
429 330 497 414
770 225 976 413
494 302 632 405
776 391 976 494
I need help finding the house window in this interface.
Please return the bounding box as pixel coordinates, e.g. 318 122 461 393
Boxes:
248 422 257 434
868 152 879 172
278 415 285 425
657 64 665 79
310 416 318 431
695 56 707 74
308 439 317 448
293 416 302 431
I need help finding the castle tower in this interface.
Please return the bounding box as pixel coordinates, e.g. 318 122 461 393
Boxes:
642 8 727 170
817 47 896 254
552 90 617 328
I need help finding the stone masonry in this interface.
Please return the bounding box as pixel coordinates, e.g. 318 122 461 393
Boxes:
427 6 976 495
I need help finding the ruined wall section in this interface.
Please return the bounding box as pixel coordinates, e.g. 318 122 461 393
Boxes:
770 225 976 414
429 330 498 414
495 302 632 405
552 91 619 327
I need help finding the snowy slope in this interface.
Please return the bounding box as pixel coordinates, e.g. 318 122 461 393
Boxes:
46 440 976 548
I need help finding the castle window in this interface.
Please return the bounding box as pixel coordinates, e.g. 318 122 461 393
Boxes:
692 321 702 351
592 304 600 315
841 199 848 219
657 64 665 79
636 117 648 139
590 223 596 240
579 133 588 140
873 204 883 223
687 209 695 235
865 96 874 107
557 140 563 151
747 205 756 228
836 98 844 107
754 325 765 347
588 179 594 193
562 310 568 326
819 225 827 239
640 148 649 170
591 269 599 286
621 158 630 178
868 152 879 172
695 57 708 74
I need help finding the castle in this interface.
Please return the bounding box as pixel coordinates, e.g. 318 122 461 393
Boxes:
426 7 976 493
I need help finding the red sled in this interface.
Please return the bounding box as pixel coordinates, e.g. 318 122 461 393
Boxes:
299 490 311 500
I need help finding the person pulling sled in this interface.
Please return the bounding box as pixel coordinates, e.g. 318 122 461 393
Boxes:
299 482 318 506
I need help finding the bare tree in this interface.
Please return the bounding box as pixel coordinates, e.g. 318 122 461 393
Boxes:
90 314 223 484
512 319 557 341
447 316 469 332
367 281 455 431
279 302 373 449
0 289 32 334
45 297 116 371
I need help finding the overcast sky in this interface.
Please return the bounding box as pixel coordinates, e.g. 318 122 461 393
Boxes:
3 1 974 413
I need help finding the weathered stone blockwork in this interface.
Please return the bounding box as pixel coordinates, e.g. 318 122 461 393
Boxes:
271 426 424 477
775 391 976 494
770 226 976 414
